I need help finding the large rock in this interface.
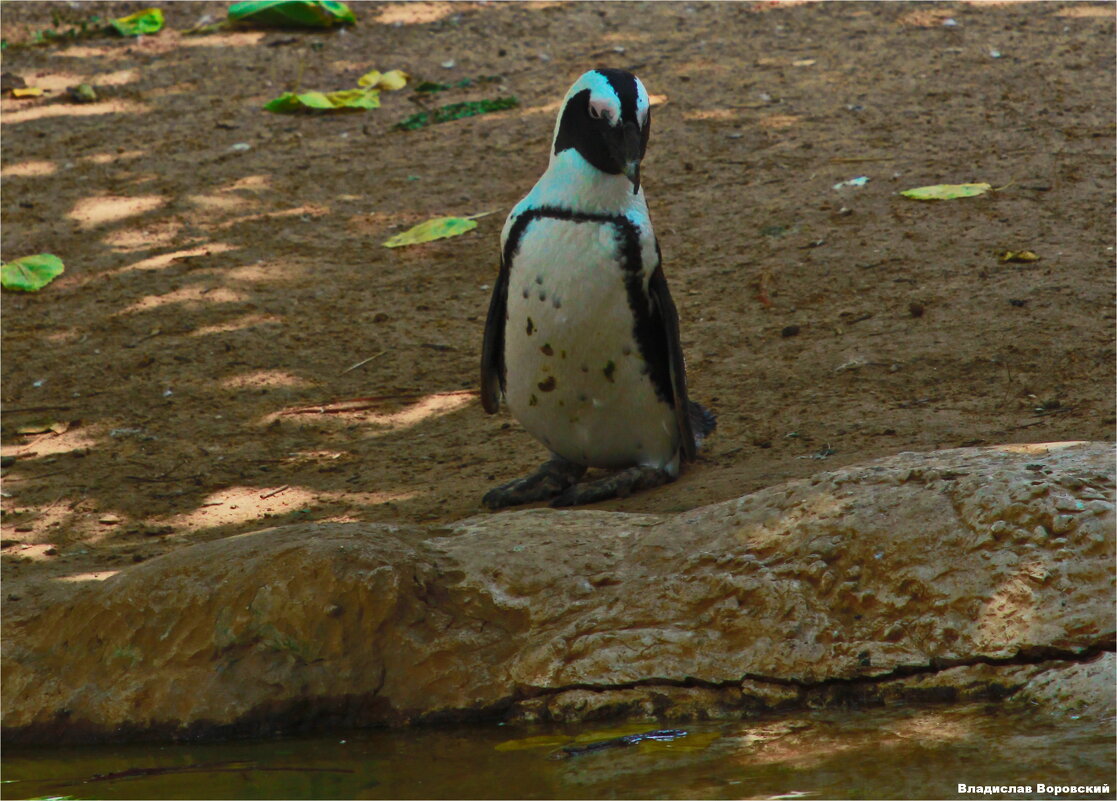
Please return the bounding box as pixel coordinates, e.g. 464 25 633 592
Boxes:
2 442 1113 743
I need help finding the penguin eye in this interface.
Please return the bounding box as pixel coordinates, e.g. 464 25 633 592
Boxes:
588 101 610 121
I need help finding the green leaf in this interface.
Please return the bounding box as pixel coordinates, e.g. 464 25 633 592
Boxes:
395 96 518 131
900 182 992 201
264 88 379 113
109 8 164 36
383 217 478 248
229 0 356 28
1 254 65 292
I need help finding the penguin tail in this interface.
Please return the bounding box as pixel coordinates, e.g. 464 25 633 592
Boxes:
688 400 718 446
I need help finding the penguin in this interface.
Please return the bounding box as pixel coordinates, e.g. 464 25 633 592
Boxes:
480 68 715 509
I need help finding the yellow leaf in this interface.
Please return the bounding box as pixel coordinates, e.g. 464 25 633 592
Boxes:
11 87 44 98
383 216 477 248
358 69 409 90
900 182 992 200
997 250 1040 263
357 70 382 87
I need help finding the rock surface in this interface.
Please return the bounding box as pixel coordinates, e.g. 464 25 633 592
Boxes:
2 442 1113 743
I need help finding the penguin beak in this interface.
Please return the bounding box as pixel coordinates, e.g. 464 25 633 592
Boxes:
608 121 643 194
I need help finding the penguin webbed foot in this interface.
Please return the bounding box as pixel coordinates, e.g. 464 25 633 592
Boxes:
551 465 673 507
482 456 587 509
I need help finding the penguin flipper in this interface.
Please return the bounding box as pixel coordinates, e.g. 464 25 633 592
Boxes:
647 259 698 461
480 258 510 414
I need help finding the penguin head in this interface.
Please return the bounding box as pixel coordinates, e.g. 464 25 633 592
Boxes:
551 69 651 194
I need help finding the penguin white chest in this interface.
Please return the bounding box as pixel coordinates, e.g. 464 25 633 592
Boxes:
503 217 678 472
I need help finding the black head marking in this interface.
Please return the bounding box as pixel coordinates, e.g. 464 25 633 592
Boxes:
552 70 650 184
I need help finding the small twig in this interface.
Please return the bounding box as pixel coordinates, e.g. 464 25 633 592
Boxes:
340 351 387 375
260 485 290 500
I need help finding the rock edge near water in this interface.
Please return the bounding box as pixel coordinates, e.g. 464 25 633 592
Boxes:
2 442 1114 744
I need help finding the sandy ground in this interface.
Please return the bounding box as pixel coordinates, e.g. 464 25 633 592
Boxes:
1 1 1114 615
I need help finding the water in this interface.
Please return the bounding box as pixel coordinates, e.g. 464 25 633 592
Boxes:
3 704 1113 800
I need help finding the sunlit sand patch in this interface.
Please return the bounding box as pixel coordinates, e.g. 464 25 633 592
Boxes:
56 570 121 583
166 485 318 530
84 149 146 165
221 175 273 193
53 45 124 59
1 100 151 125
267 391 476 433
190 313 284 337
222 260 307 284
219 370 314 390
187 192 257 212
116 285 248 316
69 194 167 229
2 160 57 177
760 113 802 130
8 72 85 92
97 68 142 86
41 328 82 344
684 108 742 121
899 8 958 27
176 31 267 48
2 426 103 459
213 204 330 230
102 219 184 251
365 392 475 428
1055 4 1113 16
113 242 239 274
1 544 62 562
373 2 482 25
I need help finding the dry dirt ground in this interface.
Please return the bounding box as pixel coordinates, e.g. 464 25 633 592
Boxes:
1 1 1114 616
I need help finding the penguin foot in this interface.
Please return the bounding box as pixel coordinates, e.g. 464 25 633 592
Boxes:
483 456 587 509
551 465 674 507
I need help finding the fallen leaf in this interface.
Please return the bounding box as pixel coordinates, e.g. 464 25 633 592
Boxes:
383 216 478 248
1 254 65 292
229 0 356 28
900 182 992 200
792 58 816 67
997 250 1040 263
264 87 379 112
110 8 165 36
358 69 409 91
11 87 44 98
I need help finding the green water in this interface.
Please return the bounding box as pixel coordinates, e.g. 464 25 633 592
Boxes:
3 704 1113 800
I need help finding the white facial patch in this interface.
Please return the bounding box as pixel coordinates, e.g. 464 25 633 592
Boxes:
588 96 616 123
635 77 650 126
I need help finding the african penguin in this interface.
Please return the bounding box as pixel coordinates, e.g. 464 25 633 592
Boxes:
480 68 715 508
